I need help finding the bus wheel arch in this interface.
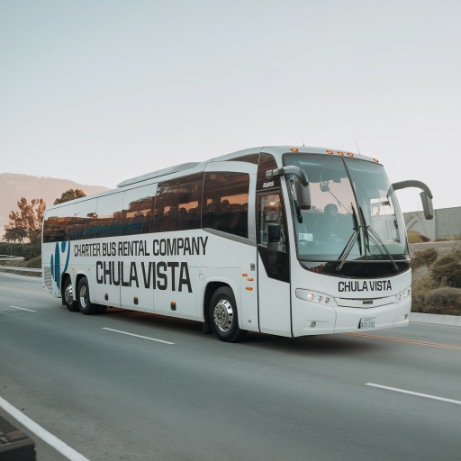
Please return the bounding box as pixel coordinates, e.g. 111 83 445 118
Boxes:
207 284 247 343
61 274 78 312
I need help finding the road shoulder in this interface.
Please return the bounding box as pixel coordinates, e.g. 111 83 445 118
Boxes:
410 312 461 327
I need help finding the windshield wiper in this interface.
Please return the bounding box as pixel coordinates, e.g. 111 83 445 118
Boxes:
293 197 303 223
287 177 303 223
358 207 398 271
336 205 361 271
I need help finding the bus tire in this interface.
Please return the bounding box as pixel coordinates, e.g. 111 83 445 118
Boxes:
209 287 247 343
96 305 107 314
77 277 98 315
63 276 78 312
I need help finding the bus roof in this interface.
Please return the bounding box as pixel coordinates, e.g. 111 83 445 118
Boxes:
117 146 379 188
214 145 377 162
117 162 201 187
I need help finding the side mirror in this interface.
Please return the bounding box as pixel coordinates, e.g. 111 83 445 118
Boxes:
266 165 309 186
267 223 281 242
420 191 434 220
291 176 311 210
391 180 434 220
266 166 311 210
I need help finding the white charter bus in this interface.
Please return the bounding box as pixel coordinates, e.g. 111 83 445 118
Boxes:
42 146 433 342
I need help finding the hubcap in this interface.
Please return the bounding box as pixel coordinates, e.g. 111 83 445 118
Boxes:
79 285 88 308
64 283 73 305
213 299 234 333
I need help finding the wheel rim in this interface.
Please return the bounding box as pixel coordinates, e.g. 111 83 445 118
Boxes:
79 284 88 309
64 283 73 306
213 299 234 333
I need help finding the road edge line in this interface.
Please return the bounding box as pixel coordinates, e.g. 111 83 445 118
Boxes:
0 396 91 461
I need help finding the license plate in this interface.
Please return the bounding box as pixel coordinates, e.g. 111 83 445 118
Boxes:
359 317 376 329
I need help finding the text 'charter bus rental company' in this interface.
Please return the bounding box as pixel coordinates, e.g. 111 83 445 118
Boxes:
42 146 433 342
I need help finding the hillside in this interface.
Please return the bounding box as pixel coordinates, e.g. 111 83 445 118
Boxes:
0 173 109 239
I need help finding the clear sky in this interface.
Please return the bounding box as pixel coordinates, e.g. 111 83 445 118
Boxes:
1 0 460 212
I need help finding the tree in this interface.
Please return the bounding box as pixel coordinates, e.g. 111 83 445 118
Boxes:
3 198 46 245
3 226 28 243
54 189 86 204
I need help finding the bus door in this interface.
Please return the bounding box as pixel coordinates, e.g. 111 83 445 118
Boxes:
257 190 292 337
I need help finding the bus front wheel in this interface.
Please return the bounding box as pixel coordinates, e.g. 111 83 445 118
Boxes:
77 278 98 315
209 287 246 343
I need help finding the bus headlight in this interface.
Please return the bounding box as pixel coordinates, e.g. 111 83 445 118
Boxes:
396 288 411 302
296 289 334 305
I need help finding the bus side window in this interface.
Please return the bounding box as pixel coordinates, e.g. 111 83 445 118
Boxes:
203 172 249 238
155 173 202 233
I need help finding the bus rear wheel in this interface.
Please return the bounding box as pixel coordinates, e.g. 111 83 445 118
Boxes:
77 278 98 315
63 277 78 312
209 287 246 343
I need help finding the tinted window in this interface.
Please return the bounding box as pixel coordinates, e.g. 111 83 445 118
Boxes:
155 174 203 232
93 193 125 238
122 185 156 235
43 204 74 242
231 153 259 165
69 199 98 240
257 153 280 190
203 171 249 237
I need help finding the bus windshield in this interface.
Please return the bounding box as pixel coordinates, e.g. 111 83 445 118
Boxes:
283 153 408 264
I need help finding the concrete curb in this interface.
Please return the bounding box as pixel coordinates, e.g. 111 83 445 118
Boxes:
410 312 461 327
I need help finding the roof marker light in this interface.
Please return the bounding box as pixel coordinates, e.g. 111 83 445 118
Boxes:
347 153 354 157
338 152 344 156
291 147 299 152
327 150 334 154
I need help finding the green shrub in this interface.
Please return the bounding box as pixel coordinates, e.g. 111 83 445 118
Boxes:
412 275 438 312
431 247 461 288
421 287 461 315
0 242 40 260
411 248 438 270
25 255 41 268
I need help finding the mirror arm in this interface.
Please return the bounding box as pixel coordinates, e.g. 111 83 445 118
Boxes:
266 166 309 186
391 180 433 199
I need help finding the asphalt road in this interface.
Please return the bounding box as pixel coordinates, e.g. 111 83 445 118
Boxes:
1 273 460 461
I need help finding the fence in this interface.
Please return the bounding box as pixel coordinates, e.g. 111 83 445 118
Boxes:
404 206 461 241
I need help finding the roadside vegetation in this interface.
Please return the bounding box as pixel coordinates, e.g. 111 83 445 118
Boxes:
0 189 85 276
411 246 461 315
0 242 41 276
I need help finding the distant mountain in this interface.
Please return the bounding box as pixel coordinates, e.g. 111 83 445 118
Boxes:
0 173 109 239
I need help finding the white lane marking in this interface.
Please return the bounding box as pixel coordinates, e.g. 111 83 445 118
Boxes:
102 327 175 345
0 396 91 461
366 383 461 406
10 305 36 312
